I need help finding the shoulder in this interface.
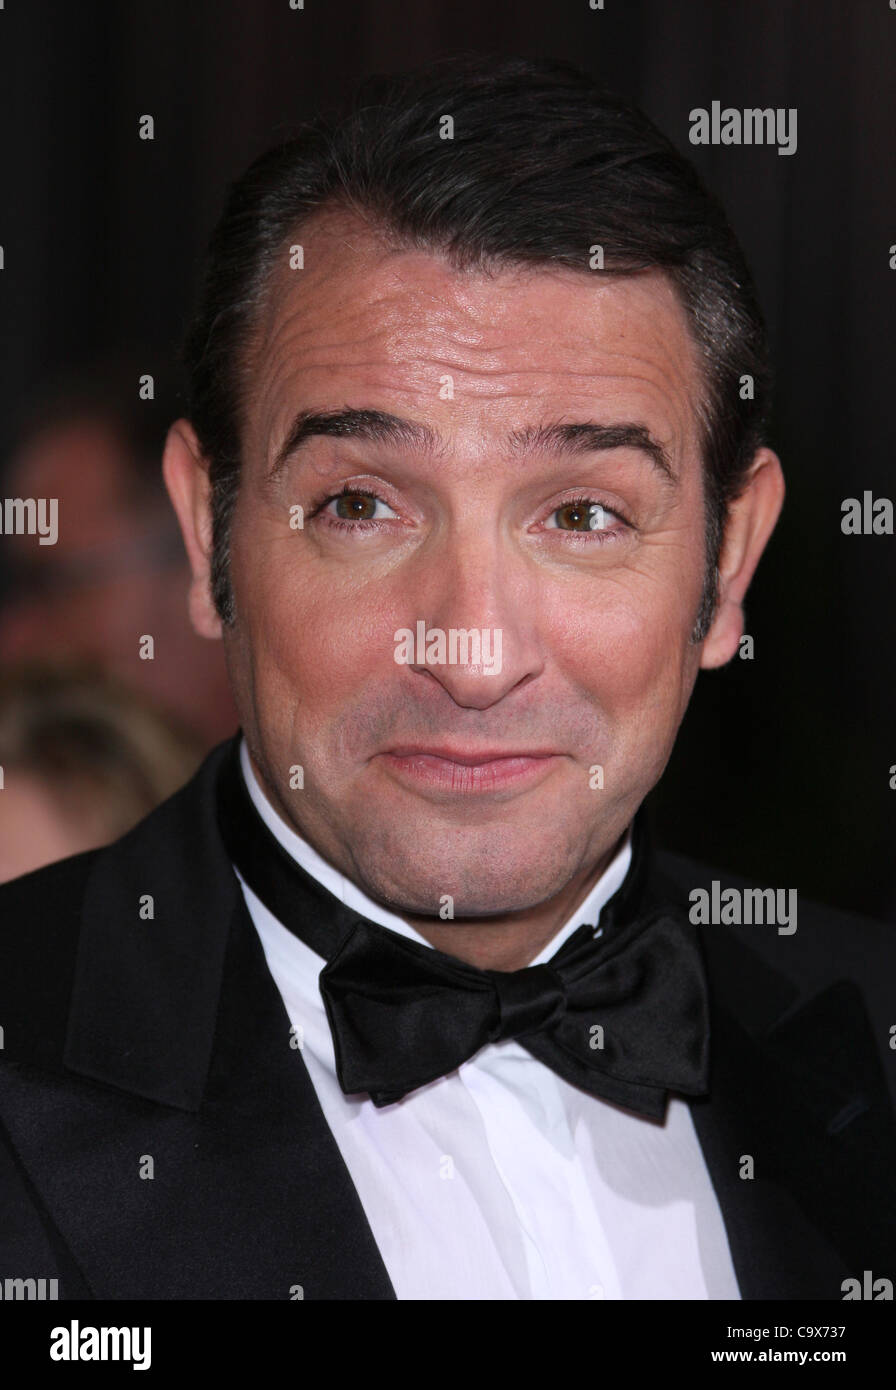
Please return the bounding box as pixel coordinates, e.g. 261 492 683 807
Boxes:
0 736 237 1067
0 848 99 961
656 846 895 1022
0 850 101 1064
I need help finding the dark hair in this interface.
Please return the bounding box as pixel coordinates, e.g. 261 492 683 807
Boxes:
183 54 773 638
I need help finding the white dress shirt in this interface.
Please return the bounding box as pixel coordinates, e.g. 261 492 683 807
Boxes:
234 738 740 1301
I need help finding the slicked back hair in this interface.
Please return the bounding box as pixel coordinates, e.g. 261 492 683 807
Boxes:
182 54 774 637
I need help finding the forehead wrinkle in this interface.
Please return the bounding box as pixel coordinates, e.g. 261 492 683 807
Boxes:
254 244 696 387
246 249 703 484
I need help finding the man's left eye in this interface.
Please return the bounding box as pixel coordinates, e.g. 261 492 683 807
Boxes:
546 500 619 532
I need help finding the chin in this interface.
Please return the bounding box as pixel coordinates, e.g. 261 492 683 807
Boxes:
348 825 578 919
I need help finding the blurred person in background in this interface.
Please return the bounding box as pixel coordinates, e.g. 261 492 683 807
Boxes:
0 358 237 747
0 663 203 883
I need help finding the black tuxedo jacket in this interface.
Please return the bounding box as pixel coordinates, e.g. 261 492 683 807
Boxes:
1 735 894 1300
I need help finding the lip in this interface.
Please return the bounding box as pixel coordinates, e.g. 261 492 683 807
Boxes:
378 747 564 797
385 745 562 766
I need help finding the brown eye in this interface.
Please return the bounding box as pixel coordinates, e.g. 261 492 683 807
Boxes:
334 492 379 520
556 502 591 531
550 501 613 532
314 488 399 529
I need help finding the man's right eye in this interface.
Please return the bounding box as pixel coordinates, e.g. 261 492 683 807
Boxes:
313 488 399 530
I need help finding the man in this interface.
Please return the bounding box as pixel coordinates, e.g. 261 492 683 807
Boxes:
1 56 893 1301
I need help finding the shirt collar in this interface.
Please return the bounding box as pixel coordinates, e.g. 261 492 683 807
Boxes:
238 735 632 964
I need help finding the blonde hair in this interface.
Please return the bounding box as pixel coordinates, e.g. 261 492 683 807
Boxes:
0 663 204 844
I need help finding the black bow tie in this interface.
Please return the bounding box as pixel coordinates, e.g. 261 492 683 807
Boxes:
216 736 710 1117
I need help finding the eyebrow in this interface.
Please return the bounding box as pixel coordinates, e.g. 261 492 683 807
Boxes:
268 409 440 481
507 420 675 482
268 407 676 484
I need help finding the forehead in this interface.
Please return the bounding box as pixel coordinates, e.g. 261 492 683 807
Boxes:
244 210 705 468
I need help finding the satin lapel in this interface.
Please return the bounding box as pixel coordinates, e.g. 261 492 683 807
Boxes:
690 924 896 1299
0 736 396 1299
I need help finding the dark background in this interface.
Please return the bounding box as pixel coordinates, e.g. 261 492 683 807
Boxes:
0 0 893 917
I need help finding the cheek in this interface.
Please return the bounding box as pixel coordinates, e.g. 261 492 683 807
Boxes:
542 568 697 725
234 533 397 713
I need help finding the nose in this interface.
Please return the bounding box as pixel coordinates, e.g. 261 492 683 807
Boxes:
402 524 545 710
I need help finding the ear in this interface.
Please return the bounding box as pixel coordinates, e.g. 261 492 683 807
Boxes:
699 446 785 669
162 419 223 641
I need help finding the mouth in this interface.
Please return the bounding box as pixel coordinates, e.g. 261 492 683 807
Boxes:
377 746 564 797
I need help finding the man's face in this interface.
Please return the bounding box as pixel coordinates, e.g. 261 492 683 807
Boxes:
213 214 713 916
